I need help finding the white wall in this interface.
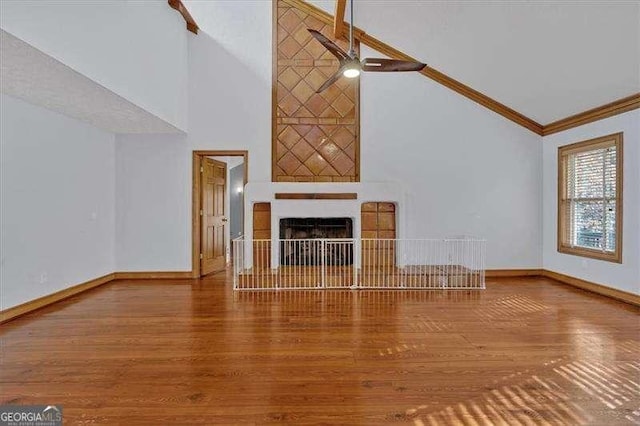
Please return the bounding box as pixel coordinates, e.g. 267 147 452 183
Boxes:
542 110 640 294
0 0 189 131
2 1 633 303
113 1 272 271
0 94 115 309
188 27 271 181
115 134 191 272
113 3 543 272
360 45 542 269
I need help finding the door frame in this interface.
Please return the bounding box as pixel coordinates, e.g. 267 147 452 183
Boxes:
192 150 248 278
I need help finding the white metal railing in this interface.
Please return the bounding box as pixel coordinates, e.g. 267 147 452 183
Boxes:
233 237 485 291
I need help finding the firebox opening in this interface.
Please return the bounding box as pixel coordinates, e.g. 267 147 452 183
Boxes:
279 218 353 266
279 218 353 239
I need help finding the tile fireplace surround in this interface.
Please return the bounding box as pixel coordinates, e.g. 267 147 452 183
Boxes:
243 182 404 269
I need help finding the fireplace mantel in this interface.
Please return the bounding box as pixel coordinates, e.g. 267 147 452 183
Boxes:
243 182 405 268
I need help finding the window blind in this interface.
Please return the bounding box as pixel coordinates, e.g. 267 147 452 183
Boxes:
562 144 617 252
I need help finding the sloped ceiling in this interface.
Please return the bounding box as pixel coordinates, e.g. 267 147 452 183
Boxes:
0 30 182 134
308 0 640 124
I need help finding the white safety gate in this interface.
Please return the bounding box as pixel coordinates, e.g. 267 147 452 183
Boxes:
233 237 486 291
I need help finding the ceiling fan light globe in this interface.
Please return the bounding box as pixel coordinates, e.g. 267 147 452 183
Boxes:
343 67 360 78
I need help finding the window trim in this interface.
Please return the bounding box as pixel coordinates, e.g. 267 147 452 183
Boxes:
557 132 623 263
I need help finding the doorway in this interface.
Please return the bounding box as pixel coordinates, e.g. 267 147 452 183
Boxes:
192 150 248 278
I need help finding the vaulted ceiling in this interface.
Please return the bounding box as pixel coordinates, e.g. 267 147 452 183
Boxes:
308 0 639 125
0 30 182 133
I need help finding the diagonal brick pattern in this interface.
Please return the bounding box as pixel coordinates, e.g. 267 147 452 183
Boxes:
274 1 360 182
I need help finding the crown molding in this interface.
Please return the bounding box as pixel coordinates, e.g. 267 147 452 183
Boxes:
542 93 640 136
358 32 544 135
285 0 544 135
289 1 640 136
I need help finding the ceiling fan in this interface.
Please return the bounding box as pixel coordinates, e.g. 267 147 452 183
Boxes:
307 0 426 93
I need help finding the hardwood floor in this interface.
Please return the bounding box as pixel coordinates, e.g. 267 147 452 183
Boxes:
1 271 639 425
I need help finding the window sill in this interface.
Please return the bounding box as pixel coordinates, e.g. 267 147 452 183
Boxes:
557 245 622 263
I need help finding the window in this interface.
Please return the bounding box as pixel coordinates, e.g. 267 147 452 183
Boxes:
558 132 622 263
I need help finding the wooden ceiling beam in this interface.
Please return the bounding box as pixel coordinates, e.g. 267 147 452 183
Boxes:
333 0 347 39
168 0 199 34
282 0 365 39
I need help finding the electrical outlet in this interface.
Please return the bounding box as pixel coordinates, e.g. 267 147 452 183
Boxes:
39 272 48 284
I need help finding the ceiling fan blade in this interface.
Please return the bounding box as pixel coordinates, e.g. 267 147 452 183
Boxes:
307 29 349 61
362 58 426 72
316 65 347 93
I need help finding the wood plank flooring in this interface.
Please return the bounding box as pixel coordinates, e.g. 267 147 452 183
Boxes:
1 271 639 425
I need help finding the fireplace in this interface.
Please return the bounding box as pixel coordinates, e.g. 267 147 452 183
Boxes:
279 218 353 265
